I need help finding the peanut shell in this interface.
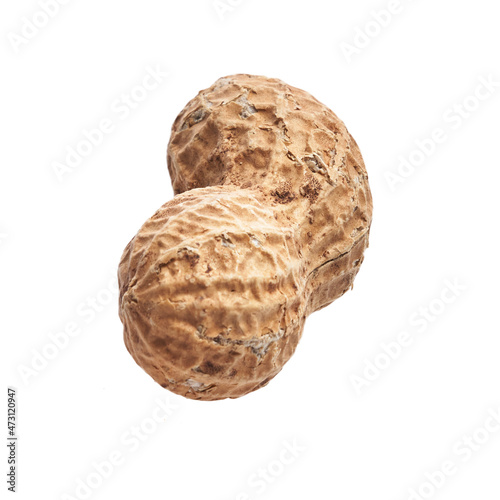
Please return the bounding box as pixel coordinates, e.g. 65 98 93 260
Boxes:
119 74 373 400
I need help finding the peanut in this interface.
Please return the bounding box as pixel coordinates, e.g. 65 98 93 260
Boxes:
118 74 373 400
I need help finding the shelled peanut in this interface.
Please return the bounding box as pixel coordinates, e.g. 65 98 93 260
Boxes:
118 74 373 400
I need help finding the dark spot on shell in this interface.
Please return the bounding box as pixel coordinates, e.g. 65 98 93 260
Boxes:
182 108 207 130
186 253 199 267
195 361 223 375
300 175 322 203
256 375 274 388
271 181 295 204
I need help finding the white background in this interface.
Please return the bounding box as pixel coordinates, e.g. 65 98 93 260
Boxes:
2 0 500 499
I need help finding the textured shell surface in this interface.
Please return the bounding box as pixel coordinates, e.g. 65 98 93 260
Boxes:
119 74 373 400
